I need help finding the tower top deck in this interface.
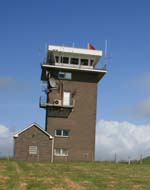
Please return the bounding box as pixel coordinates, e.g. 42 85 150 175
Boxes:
48 45 102 57
46 45 103 69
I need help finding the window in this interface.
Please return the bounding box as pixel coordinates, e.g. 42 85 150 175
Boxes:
55 129 69 137
55 56 59 63
58 72 65 79
81 59 88 66
62 57 69 64
58 72 72 80
63 130 69 137
55 148 61 155
55 129 62 136
90 59 94 66
65 73 72 80
29 146 38 155
54 148 68 156
71 58 78 65
63 92 71 106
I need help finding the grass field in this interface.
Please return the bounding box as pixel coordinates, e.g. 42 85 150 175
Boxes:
0 160 150 190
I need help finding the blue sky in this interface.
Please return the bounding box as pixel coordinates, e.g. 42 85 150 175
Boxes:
0 0 150 159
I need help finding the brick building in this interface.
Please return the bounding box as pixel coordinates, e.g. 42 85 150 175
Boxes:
14 44 106 162
14 123 53 161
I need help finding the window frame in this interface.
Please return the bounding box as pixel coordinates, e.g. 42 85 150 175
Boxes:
55 56 59 63
55 129 70 137
58 72 72 80
29 146 38 155
70 58 79 65
62 57 69 64
80 58 89 66
54 148 69 156
63 91 71 106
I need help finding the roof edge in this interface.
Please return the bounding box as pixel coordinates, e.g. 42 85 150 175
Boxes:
13 122 53 139
42 64 107 74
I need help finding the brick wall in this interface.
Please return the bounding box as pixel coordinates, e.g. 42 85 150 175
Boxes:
14 125 52 162
46 73 97 162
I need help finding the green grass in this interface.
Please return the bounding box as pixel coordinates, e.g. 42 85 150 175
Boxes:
0 160 150 190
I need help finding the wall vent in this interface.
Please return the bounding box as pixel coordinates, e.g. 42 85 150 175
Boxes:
54 99 61 106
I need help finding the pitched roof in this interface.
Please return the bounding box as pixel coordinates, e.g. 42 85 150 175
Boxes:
13 122 53 139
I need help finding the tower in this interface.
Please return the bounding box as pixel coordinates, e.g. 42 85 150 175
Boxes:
40 45 106 162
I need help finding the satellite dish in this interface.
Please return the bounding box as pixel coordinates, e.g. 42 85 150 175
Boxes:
49 78 56 88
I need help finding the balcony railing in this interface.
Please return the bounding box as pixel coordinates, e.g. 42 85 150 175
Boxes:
39 96 75 109
39 96 75 118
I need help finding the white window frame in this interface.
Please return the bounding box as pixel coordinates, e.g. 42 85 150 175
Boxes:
63 91 71 106
58 72 72 80
54 148 68 156
55 129 69 137
29 146 38 155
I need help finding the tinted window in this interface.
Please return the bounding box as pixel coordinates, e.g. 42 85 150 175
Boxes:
58 72 72 80
62 57 69 64
90 60 94 66
56 130 61 136
63 130 69 137
81 59 88 65
55 56 59 63
71 58 78 65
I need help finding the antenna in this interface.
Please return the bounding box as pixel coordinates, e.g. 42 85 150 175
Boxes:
103 40 112 69
38 45 44 66
104 40 107 58
44 43 47 64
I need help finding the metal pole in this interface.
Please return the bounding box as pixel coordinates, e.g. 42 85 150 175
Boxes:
7 138 10 161
51 137 54 163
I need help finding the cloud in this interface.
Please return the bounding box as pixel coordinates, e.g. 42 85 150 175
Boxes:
0 125 14 157
1 121 150 161
96 120 150 161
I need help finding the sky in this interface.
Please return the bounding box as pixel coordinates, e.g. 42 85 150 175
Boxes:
0 0 150 160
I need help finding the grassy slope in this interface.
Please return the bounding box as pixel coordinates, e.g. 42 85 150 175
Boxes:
0 160 150 190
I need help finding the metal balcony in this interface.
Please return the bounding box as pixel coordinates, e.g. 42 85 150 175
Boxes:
39 96 75 118
39 96 74 108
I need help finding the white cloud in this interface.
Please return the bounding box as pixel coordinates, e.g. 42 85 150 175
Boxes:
1 121 150 161
96 120 150 161
0 125 13 157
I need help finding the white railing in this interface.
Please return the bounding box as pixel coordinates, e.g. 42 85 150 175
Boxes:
40 96 75 108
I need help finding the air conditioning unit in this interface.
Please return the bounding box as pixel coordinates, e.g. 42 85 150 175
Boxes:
54 99 61 106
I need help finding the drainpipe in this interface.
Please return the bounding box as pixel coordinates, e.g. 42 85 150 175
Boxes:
51 137 54 163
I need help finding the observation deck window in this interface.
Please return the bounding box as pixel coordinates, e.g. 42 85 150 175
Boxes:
71 58 79 65
90 59 94 66
61 57 69 64
55 56 59 63
81 59 88 66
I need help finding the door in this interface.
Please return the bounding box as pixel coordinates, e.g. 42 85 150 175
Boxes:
63 92 71 106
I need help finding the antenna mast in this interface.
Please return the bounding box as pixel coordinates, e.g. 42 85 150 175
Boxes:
105 40 107 58
103 40 112 67
44 43 47 64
